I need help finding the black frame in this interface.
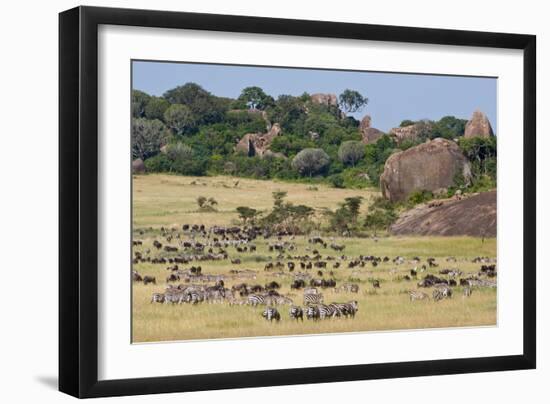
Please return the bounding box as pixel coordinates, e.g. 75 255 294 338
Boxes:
59 5 536 398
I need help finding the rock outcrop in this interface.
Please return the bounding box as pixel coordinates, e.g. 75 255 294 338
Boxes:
359 115 384 144
380 138 471 202
310 93 339 107
132 158 146 174
464 110 494 138
389 121 433 145
235 123 282 157
390 190 496 237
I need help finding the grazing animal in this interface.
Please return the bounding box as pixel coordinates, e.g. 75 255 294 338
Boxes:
132 270 143 282
372 280 381 289
433 286 453 301
305 305 320 320
409 290 429 301
262 307 281 322
143 276 156 285
153 240 162 249
303 293 324 305
289 306 304 321
150 293 165 303
330 301 359 318
290 279 306 290
463 286 473 297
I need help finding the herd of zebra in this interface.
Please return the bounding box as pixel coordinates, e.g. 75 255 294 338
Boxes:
133 223 497 329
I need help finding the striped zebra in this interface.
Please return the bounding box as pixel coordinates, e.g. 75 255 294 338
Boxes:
433 286 453 301
262 307 281 322
317 304 341 319
409 290 430 302
150 292 165 303
305 305 320 320
247 294 269 306
267 295 294 306
303 293 324 305
183 290 204 304
330 301 359 318
462 286 473 297
289 306 304 321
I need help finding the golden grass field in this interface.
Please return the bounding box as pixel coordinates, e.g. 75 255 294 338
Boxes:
132 174 497 343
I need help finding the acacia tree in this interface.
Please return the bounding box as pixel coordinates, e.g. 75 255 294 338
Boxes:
131 118 168 160
238 86 274 110
338 141 366 167
291 148 330 177
164 104 196 135
236 206 261 224
338 89 368 113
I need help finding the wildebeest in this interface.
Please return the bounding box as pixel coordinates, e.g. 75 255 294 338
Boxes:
143 276 156 285
132 270 143 282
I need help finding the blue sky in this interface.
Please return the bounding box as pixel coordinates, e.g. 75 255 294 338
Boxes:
132 60 497 133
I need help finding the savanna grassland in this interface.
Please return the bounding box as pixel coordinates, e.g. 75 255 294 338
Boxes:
132 174 497 343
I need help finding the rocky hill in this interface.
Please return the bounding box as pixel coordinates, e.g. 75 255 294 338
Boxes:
389 190 496 237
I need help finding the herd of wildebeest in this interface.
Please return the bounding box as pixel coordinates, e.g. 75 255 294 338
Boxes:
132 224 497 323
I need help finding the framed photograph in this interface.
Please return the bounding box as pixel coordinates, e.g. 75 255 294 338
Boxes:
59 6 536 398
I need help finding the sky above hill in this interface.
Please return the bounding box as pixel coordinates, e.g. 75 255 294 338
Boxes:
132 60 497 133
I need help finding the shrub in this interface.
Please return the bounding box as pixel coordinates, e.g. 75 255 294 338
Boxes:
132 118 168 160
291 148 330 177
338 140 366 166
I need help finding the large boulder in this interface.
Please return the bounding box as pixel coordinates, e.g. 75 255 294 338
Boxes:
310 93 338 107
464 110 494 138
390 190 496 237
380 138 471 202
132 158 146 174
359 115 384 144
235 123 282 157
389 121 432 145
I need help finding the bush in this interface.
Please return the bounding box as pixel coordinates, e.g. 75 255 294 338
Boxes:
408 190 434 205
329 174 345 188
144 153 172 172
291 148 330 177
338 140 366 166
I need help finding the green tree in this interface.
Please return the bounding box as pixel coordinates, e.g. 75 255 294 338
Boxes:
144 97 170 121
291 148 330 177
238 86 274 110
163 82 226 124
338 89 368 113
164 104 196 135
131 118 168 160
338 140 366 166
364 197 398 235
236 206 261 224
132 90 151 118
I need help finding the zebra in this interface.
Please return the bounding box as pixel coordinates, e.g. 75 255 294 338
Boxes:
433 286 453 301
303 287 318 295
305 305 320 320
289 306 304 321
183 290 204 304
335 283 359 293
303 293 324 305
150 292 165 303
330 301 359 318
462 286 473 297
317 304 341 319
262 307 281 322
409 290 430 302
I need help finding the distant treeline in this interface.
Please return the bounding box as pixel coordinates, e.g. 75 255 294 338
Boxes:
132 82 496 191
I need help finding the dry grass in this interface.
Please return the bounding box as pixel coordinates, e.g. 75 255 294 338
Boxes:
131 174 497 343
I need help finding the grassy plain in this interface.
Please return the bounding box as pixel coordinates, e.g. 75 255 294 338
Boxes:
132 174 497 343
